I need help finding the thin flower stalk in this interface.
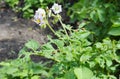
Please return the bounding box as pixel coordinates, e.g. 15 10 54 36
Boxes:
58 15 69 39
46 20 56 35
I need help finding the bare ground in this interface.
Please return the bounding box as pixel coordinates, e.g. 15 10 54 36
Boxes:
0 7 48 61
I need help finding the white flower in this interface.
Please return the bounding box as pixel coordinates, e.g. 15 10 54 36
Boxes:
35 8 46 18
51 3 62 14
34 17 45 26
34 8 46 26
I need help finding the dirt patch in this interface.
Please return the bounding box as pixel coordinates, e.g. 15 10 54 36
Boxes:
0 7 48 61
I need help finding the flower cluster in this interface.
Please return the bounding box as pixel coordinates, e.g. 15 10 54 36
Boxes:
34 8 46 26
34 3 62 26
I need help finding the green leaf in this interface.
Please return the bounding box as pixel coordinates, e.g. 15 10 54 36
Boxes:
0 62 10 66
97 8 105 22
111 13 120 27
13 70 28 77
78 22 89 28
53 39 64 48
108 27 120 36
25 40 40 50
117 44 120 49
106 59 112 67
39 0 44 3
79 31 90 39
74 66 93 79
22 4 31 11
42 43 54 50
80 54 91 62
42 43 55 58
90 10 98 22
95 57 105 68
27 9 34 13
95 42 103 49
6 67 18 75
112 21 120 27
64 70 76 79
31 76 40 79
0 74 7 79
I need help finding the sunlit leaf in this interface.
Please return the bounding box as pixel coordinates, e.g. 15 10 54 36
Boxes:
25 40 40 50
31 76 40 79
108 27 120 36
97 8 105 22
53 39 64 48
74 66 93 79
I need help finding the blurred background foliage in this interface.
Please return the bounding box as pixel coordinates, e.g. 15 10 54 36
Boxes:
68 0 120 41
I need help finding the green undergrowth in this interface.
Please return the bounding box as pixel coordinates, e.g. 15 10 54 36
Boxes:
0 24 120 79
68 0 120 40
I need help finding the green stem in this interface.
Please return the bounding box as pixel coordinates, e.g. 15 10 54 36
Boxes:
58 17 69 39
46 21 56 35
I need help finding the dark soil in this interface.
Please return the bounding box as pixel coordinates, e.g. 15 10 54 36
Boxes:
0 5 48 62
